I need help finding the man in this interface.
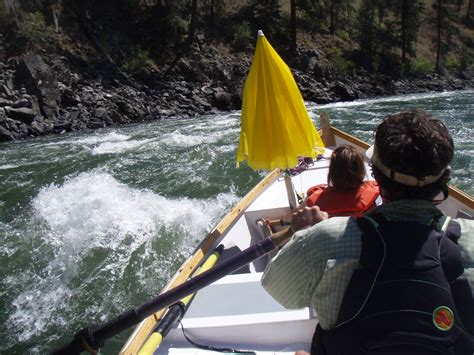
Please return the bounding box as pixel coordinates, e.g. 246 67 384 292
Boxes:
261 110 474 354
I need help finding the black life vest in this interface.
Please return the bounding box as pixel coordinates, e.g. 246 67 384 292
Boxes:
311 213 474 355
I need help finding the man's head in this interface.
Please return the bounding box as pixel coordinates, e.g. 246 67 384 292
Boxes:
367 109 453 201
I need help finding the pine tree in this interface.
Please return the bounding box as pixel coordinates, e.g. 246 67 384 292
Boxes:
290 0 296 54
433 0 458 72
297 0 326 33
325 0 352 34
253 0 283 40
187 0 198 47
207 0 224 38
357 0 376 62
397 0 423 66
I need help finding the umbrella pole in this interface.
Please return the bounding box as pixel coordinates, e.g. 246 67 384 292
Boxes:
284 171 298 210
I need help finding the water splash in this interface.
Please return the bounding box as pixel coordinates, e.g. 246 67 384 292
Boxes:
74 132 131 146
3 170 239 351
91 139 153 155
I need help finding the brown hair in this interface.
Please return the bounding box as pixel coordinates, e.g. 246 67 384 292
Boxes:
371 109 453 201
328 144 366 191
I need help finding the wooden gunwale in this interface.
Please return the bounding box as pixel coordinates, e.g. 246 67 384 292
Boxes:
448 184 474 209
330 126 371 149
119 168 281 354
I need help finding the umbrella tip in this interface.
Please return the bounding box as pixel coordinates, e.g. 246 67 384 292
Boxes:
258 30 264 38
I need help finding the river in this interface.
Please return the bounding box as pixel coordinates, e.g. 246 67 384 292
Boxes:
0 90 472 354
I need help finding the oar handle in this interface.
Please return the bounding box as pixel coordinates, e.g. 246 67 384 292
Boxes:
270 226 292 247
51 229 293 354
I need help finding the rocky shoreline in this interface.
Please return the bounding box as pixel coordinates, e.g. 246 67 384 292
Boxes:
1 47 472 142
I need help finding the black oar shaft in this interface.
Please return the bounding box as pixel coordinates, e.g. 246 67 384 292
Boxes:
52 236 277 354
135 237 273 318
140 245 224 353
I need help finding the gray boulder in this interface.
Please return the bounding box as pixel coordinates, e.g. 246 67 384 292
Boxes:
4 107 37 124
14 55 60 121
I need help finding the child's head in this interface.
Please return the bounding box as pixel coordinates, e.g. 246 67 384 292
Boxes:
328 144 366 191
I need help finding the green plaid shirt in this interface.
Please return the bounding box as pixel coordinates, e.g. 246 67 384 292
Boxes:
261 200 474 330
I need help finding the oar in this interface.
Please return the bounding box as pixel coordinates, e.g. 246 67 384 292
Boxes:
51 227 292 355
138 244 224 355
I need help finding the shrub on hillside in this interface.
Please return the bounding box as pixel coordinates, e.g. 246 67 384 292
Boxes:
410 58 435 76
121 49 154 74
336 30 350 43
231 22 253 52
22 12 54 44
8 11 58 54
445 55 459 70
325 47 354 75
168 14 188 38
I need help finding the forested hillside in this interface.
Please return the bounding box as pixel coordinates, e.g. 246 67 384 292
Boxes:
0 0 473 141
2 0 473 75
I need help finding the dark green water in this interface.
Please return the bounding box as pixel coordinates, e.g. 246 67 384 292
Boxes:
0 90 472 354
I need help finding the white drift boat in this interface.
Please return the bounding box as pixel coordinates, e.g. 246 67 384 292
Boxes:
120 117 474 355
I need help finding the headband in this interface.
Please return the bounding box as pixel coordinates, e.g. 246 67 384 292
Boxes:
366 145 448 187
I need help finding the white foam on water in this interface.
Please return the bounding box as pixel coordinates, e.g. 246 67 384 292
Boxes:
6 170 239 343
156 113 241 148
0 163 21 170
30 170 229 256
159 131 205 147
313 90 464 110
74 132 130 146
197 113 240 129
211 114 239 127
35 131 131 149
0 244 16 260
91 138 153 155
9 281 71 342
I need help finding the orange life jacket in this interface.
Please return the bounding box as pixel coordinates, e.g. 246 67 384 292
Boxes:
306 181 380 217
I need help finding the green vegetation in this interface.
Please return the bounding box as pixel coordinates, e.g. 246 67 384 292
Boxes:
335 30 350 43
410 58 435 75
231 21 253 51
121 49 155 74
2 8 58 56
19 12 58 51
0 0 472 78
326 47 354 75
445 54 459 70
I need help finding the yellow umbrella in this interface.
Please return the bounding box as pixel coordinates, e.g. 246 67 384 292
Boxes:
236 31 324 207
